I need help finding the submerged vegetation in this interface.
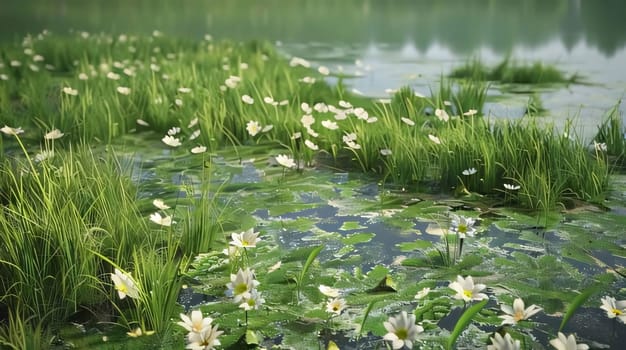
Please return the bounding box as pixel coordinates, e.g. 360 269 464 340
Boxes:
449 57 580 85
0 31 625 349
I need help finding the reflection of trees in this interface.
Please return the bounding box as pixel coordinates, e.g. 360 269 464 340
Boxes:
0 0 624 57
580 0 626 57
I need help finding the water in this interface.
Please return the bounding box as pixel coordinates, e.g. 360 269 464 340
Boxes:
2 0 625 137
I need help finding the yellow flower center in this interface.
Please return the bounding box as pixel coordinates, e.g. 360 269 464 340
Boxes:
613 308 622 316
463 290 473 298
333 305 339 312
395 328 408 340
458 224 467 234
514 311 525 321
116 284 128 294
234 283 248 295
242 240 250 246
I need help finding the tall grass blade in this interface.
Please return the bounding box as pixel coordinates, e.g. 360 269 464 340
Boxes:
447 299 487 350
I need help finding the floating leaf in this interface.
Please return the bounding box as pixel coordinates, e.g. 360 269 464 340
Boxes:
342 232 375 245
397 240 433 252
339 221 367 231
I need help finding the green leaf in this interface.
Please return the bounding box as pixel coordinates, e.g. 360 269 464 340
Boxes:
298 245 324 285
342 232 375 245
396 240 433 252
447 299 488 350
358 299 378 338
339 221 367 230
245 330 260 345
559 281 605 331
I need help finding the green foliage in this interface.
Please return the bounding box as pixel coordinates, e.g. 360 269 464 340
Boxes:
447 299 488 350
450 57 578 85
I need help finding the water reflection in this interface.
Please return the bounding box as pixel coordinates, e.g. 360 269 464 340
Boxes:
1 0 625 57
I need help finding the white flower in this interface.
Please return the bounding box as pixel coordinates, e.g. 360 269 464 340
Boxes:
318 65 330 75
178 87 192 93
62 87 78 96
191 146 207 154
321 120 338 130
304 139 319 151
353 107 369 120
275 154 296 169
153 199 170 210
504 184 521 190
239 289 265 311
241 94 254 104
239 62 249 70
110 268 139 300
342 132 357 143
189 129 201 140
401 117 415 126
78 72 88 80
314 102 328 113
305 126 319 137
136 119 149 126
463 109 478 117
263 96 277 105
600 296 626 323
188 117 199 128
225 268 260 303
415 287 431 300
299 76 316 84
488 333 521 350
262 125 274 133
1 125 24 135
230 228 261 248
278 99 289 106
345 140 361 150
383 311 423 350
116 86 131 95
246 120 261 137
106 72 120 80
0 74 8 81
549 332 589 350
435 108 450 122
319 285 340 298
34 150 54 162
338 100 352 109
149 212 173 226
162 135 182 147
301 102 312 114
301 114 315 128
462 168 477 176
291 132 302 140
167 127 181 136
186 324 223 350
225 75 241 88
326 298 346 315
175 98 183 106
380 149 392 156
450 214 477 238
428 134 441 144
177 310 213 333
594 141 607 152
448 275 488 302
289 56 311 68
499 298 542 325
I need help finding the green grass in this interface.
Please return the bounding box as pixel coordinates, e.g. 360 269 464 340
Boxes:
449 57 579 85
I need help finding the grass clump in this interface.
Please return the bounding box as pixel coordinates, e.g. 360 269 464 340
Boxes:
450 57 579 85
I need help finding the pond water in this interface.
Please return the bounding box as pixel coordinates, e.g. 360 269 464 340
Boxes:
2 0 626 138
4 0 626 348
